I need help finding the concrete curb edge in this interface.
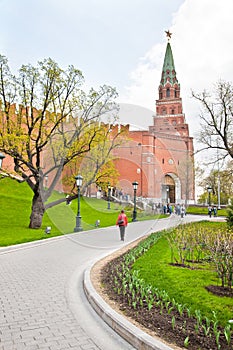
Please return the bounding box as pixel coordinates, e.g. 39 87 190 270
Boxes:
83 264 173 350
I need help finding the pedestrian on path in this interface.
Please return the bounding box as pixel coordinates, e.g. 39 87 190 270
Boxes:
116 210 128 241
181 204 186 218
208 205 212 218
213 206 217 217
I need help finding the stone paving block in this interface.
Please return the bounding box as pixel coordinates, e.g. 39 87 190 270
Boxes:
11 343 28 350
0 331 12 341
1 219 184 350
24 345 39 350
0 339 14 348
80 341 100 350
42 340 60 348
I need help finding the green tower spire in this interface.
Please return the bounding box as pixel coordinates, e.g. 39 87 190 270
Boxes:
160 42 178 87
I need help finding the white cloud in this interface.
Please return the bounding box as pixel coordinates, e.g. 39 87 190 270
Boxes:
121 43 164 107
120 0 233 139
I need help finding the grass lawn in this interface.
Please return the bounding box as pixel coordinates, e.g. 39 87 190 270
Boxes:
0 178 63 246
0 177 163 246
0 177 228 247
133 222 233 326
47 195 130 234
186 205 227 216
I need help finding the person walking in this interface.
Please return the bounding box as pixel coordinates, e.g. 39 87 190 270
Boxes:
180 204 186 218
208 205 212 218
116 210 128 241
213 206 217 217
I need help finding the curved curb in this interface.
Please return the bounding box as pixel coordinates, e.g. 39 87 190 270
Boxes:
83 264 174 350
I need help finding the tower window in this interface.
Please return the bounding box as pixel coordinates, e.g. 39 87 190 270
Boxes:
175 89 179 98
166 88 170 97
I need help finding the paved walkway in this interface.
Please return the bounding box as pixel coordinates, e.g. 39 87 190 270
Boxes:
0 214 213 350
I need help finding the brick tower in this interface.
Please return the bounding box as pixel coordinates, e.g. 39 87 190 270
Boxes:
113 33 195 204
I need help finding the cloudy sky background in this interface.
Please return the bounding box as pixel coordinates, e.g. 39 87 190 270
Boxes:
1 0 233 142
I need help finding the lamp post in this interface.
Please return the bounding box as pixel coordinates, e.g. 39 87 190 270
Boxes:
166 186 169 203
217 175 221 210
74 175 83 232
107 183 111 210
207 186 212 206
132 181 138 222
45 175 48 188
0 153 5 169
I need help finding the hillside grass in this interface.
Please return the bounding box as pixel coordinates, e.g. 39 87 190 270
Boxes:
0 177 228 247
0 177 63 245
0 177 164 246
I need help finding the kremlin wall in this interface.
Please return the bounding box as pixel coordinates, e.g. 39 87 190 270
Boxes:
0 36 195 205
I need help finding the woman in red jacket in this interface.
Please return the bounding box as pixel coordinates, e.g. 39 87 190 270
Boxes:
116 210 128 241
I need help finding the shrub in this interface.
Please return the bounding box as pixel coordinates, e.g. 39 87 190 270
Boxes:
226 199 233 228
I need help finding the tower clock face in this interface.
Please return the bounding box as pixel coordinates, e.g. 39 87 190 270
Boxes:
168 158 174 164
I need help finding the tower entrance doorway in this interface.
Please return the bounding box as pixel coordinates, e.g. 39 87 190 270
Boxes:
164 175 175 203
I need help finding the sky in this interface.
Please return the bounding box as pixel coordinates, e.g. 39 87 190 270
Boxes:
0 0 233 140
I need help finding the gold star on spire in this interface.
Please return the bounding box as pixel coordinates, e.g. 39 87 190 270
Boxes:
165 30 172 41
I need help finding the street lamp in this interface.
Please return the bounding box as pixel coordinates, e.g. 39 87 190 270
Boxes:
132 181 138 222
74 175 83 232
217 175 221 210
45 175 48 188
0 153 5 169
207 186 212 206
107 183 111 210
166 186 169 203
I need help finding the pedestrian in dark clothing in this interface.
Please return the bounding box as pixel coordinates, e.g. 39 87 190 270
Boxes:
116 210 128 241
181 205 185 218
213 206 217 217
208 206 212 218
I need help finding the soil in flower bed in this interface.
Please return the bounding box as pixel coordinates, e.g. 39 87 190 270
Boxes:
206 285 233 298
100 252 231 350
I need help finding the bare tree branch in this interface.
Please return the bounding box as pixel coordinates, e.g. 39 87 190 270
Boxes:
192 80 233 163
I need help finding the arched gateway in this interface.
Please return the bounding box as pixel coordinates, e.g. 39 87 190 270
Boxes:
163 174 182 204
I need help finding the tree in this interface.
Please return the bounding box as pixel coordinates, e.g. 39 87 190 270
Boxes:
178 143 195 207
192 80 233 161
226 201 233 228
61 123 125 196
0 55 121 228
197 160 233 204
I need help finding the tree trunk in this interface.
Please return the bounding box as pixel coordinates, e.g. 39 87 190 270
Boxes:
29 191 45 229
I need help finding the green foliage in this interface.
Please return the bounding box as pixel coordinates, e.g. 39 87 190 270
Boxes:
166 222 233 288
186 205 227 216
0 177 119 245
224 324 232 346
226 200 233 228
133 228 232 326
197 160 233 205
0 178 62 245
184 336 189 348
108 224 232 349
0 177 163 246
0 54 121 228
